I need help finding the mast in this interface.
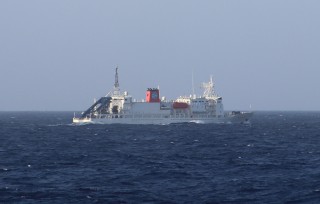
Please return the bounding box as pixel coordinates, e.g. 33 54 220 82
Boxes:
114 66 119 89
113 66 120 96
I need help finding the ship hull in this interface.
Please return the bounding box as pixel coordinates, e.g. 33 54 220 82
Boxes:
73 112 253 125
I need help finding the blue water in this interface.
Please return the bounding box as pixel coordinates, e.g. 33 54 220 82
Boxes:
1 111 320 203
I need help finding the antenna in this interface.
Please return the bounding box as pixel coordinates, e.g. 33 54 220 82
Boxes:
192 69 195 98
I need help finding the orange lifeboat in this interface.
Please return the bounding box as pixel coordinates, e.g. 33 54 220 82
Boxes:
173 102 189 109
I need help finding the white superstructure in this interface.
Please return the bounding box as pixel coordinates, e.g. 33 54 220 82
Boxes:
73 68 252 124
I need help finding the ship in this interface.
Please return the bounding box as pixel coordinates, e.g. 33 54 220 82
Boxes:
73 67 253 124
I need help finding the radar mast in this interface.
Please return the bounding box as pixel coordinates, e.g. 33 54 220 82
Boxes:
202 76 216 98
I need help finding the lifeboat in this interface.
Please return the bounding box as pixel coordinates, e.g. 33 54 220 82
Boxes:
173 102 189 109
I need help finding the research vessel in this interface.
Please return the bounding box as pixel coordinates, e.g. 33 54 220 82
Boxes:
73 68 252 124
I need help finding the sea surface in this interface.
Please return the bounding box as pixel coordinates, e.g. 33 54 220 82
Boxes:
0 111 320 203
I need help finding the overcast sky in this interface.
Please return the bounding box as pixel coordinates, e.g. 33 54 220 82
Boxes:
0 0 319 111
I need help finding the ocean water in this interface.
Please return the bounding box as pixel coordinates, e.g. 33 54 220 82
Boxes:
0 111 320 203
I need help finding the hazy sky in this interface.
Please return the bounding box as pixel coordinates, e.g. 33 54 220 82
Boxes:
0 0 319 111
